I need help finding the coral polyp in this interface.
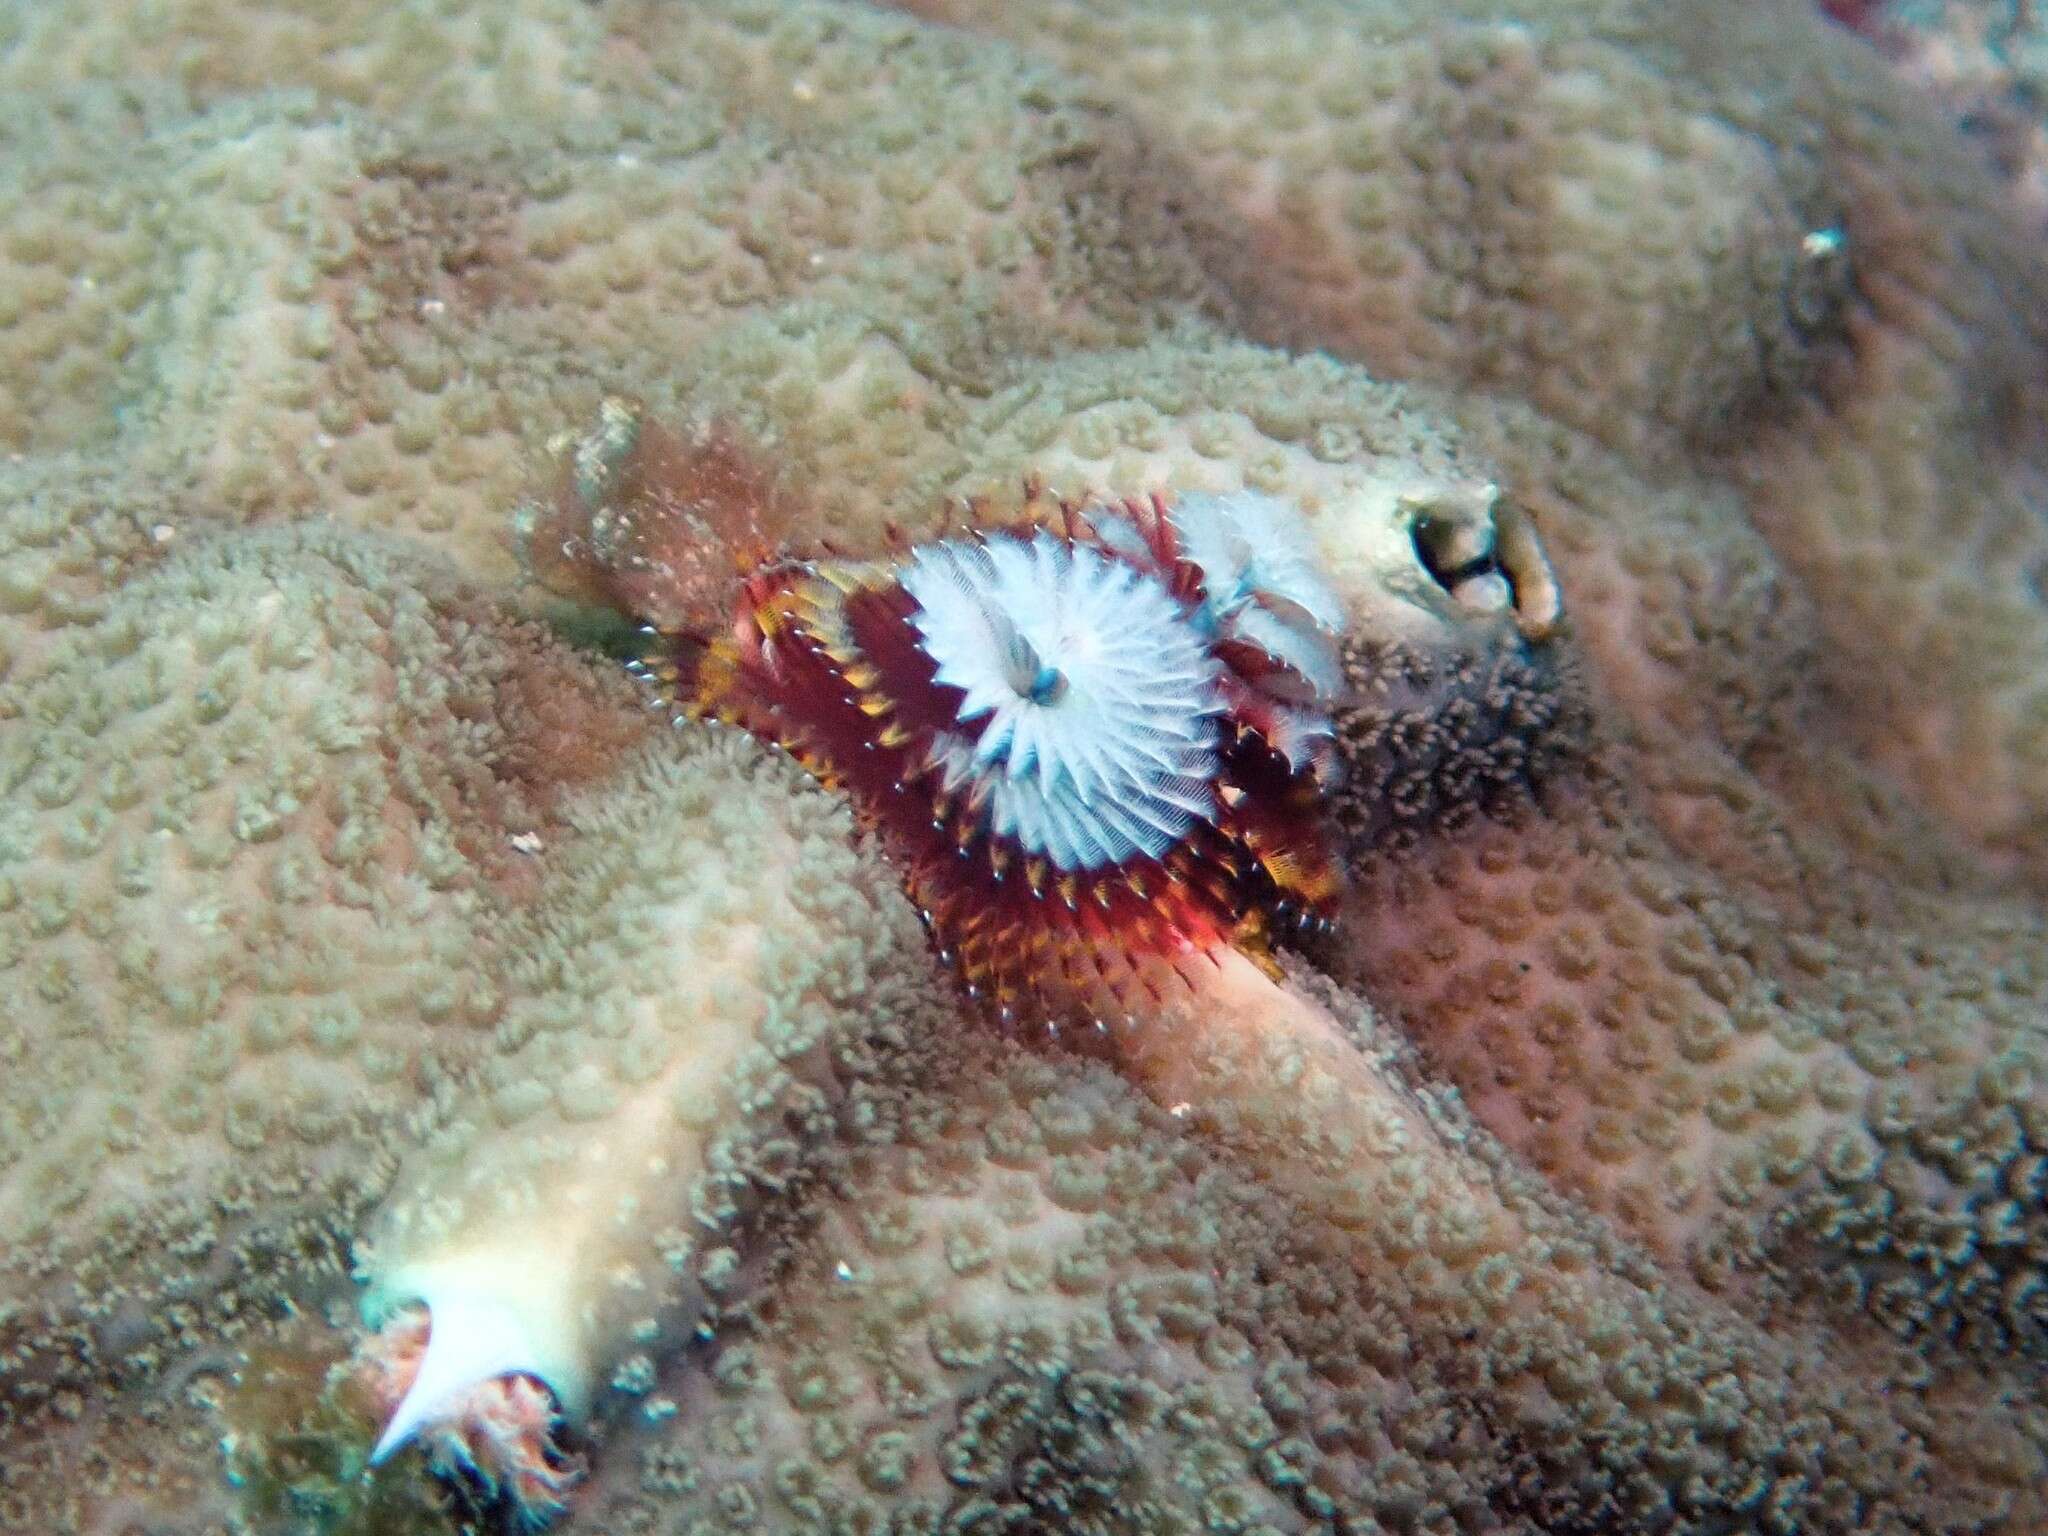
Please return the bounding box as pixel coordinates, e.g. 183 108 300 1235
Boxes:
679 493 1345 1023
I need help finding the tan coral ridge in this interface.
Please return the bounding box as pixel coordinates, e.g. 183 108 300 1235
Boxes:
0 0 2043 1533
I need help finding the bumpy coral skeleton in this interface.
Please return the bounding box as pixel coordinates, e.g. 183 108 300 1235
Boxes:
2 1 2046 1534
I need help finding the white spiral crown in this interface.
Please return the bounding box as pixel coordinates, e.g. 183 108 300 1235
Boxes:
902 530 1225 872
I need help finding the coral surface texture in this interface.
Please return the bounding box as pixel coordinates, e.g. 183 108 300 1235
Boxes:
0 0 2044 1533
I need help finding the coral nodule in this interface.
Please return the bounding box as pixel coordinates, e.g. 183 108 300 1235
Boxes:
670 476 1346 1027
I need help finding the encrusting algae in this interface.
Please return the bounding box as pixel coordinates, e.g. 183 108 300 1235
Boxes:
0 0 2044 1533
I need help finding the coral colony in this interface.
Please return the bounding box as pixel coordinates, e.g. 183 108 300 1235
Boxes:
680 489 1347 1024
360 438 1357 1511
11 3 2048 1535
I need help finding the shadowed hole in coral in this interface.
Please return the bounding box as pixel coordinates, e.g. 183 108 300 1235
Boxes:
1406 493 1561 640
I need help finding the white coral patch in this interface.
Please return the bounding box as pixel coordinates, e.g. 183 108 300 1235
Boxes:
903 530 1224 871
